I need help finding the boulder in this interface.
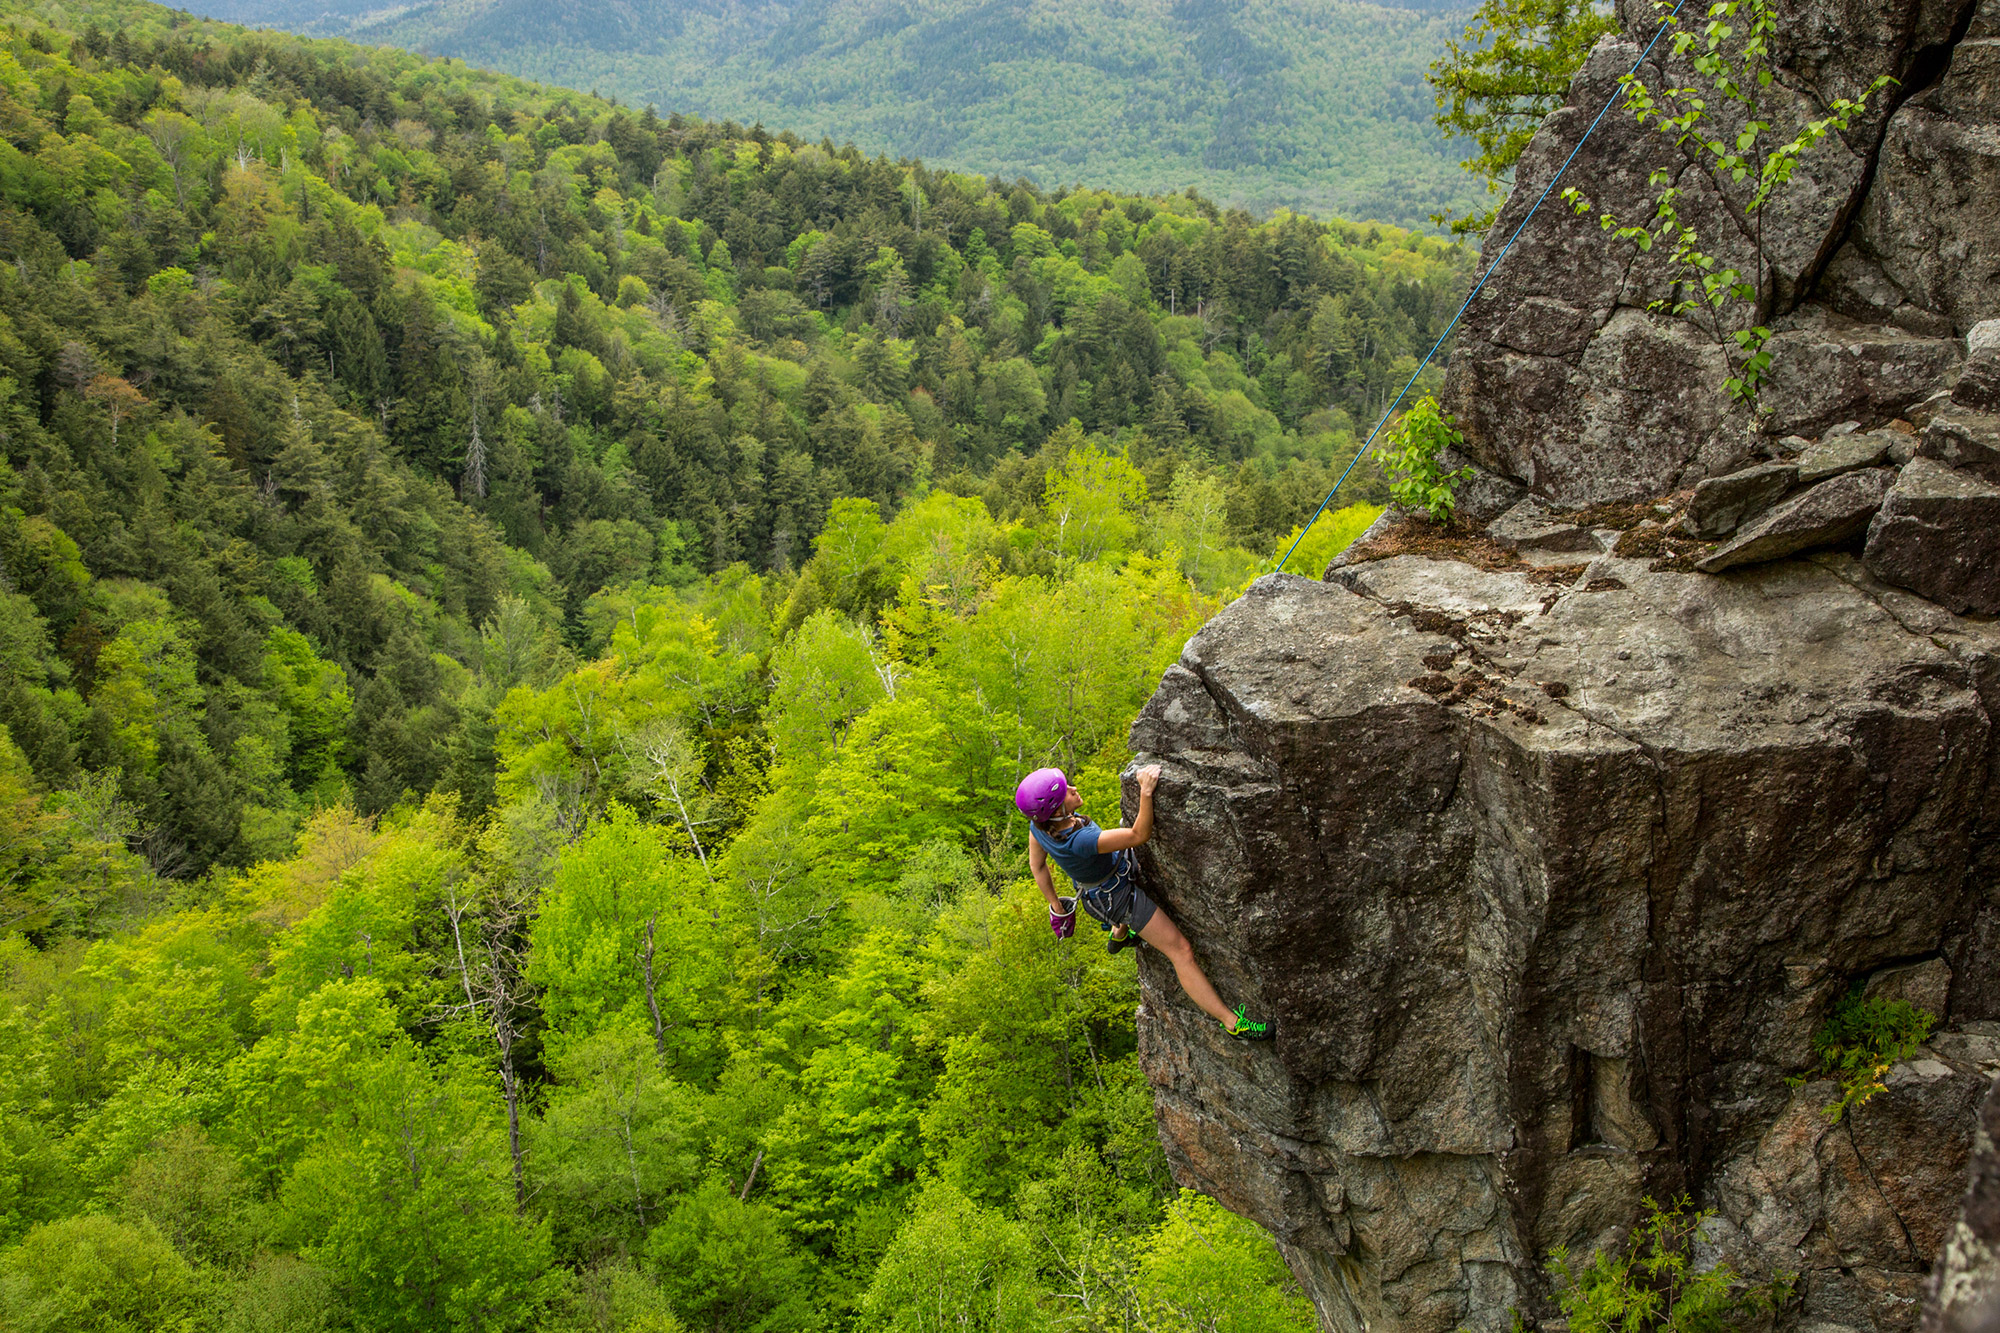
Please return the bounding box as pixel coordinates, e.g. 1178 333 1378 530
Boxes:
1128 559 2000 1332
1865 458 2000 613
1757 319 1965 440
1443 452 1531 528
1925 1073 2000 1333
1797 429 1897 485
1694 468 1895 572
1684 462 1799 537
1866 959 1957 1017
1487 497 1601 552
1919 409 2000 485
1956 321 2000 413
1821 0 2000 339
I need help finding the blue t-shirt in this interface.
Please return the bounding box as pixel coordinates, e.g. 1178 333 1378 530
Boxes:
1032 818 1118 885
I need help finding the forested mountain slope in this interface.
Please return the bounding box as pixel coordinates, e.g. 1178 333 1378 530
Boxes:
0 2 1452 1328
196 0 1481 227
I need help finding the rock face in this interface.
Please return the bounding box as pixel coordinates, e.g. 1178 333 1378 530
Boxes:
1926 1074 2000 1332
1444 0 1986 507
1130 562 2000 1331
1865 458 2000 613
1129 0 2000 1326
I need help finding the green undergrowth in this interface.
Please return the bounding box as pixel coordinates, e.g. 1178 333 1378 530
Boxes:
1793 989 1936 1123
1545 1196 1796 1333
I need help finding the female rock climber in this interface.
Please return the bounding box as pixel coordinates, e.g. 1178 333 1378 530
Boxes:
1019 764 1272 1040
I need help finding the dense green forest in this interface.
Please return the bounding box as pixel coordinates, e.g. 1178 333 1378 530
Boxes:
0 2 1452 1327
201 0 1484 228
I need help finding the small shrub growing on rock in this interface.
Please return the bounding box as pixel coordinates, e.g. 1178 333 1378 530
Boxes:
1796 990 1936 1123
1547 1195 1794 1332
1382 396 1475 524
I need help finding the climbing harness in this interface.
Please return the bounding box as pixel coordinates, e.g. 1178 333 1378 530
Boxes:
1275 0 1695 576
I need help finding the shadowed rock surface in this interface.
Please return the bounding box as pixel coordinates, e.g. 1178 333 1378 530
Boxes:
1128 560 2000 1331
1127 0 2000 1327
1926 1075 2000 1332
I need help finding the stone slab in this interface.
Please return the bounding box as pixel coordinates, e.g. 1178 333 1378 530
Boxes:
1686 462 1800 537
1865 458 2000 614
1487 497 1601 553
1798 430 1896 485
1696 468 1895 572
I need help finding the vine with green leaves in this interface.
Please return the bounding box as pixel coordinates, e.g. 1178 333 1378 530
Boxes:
1561 0 1893 407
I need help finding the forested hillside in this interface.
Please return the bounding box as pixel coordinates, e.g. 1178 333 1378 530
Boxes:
0 2 1455 1327
199 0 1482 227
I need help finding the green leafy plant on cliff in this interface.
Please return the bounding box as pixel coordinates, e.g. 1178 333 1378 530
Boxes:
1548 1196 1796 1332
1559 0 1894 407
1793 990 1936 1123
1382 396 1476 524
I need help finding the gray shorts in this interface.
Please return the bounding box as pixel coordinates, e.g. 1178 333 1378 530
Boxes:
1075 853 1156 933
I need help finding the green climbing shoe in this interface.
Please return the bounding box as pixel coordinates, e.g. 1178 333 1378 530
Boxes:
1225 1006 1273 1041
1107 930 1143 955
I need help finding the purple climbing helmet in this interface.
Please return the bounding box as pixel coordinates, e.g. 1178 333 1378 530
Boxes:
1014 767 1069 821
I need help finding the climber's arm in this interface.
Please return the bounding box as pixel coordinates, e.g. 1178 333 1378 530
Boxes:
1028 837 1062 909
1093 765 1161 852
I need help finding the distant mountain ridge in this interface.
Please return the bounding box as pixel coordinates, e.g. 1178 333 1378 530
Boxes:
196 0 1480 226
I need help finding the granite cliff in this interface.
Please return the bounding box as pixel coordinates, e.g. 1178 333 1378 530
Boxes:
1125 0 2000 1328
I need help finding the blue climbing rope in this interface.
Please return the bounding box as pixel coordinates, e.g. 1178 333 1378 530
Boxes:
1274 0 1693 576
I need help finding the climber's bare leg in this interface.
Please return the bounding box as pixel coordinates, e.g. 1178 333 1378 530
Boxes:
1138 909 1239 1030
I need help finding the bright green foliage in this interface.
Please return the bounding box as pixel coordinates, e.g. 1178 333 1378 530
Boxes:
762 930 933 1240
1548 1195 1794 1332
1381 397 1476 523
279 1041 553 1332
528 808 734 1074
115 1123 255 1269
529 1029 703 1260
1274 502 1388 578
860 1181 1045 1333
646 1182 817 1333
1045 437 1148 564
262 629 353 799
805 692 974 896
1561 0 1893 406
1429 0 1619 234
919 887 1143 1208
1134 1191 1322 1332
0 1213 210 1333
1803 991 1936 1123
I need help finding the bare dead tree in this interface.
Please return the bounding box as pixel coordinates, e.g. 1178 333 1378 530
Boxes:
624 722 721 872
441 877 536 1212
531 770 590 845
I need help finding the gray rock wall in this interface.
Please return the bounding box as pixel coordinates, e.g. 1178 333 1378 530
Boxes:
1129 4 2000 1328
1442 0 1989 506
1129 559 2000 1331
1926 1075 2000 1333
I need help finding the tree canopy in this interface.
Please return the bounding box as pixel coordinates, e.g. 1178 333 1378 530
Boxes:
0 1 1410 1328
